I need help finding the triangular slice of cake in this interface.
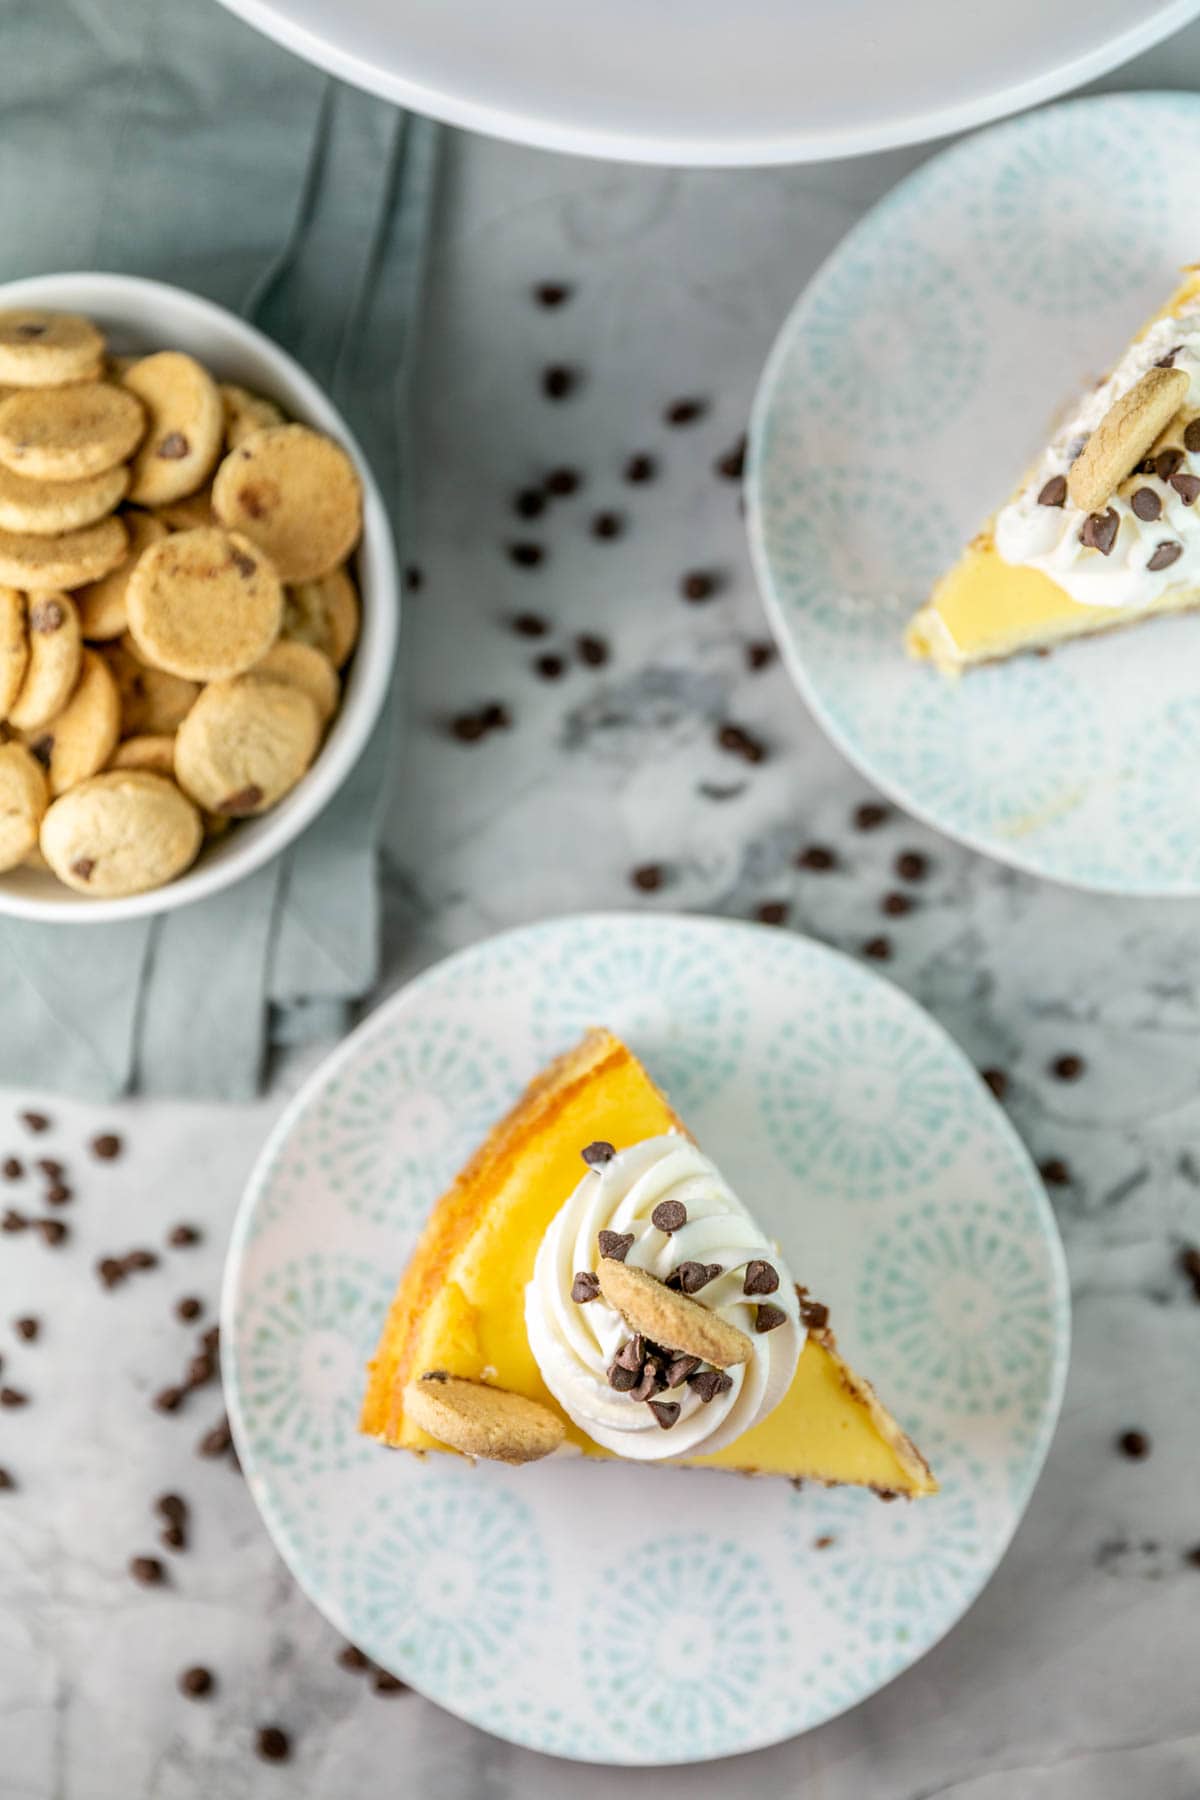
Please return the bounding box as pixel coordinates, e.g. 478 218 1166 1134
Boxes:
361 1029 935 1496
908 267 1200 673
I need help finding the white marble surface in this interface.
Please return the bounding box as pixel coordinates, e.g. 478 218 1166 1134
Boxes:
5 26 1200 1799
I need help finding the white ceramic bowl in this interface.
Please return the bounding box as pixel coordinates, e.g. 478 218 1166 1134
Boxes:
0 272 399 923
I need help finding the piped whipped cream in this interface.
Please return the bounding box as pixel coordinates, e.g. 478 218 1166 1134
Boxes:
995 305 1200 609
524 1134 804 1461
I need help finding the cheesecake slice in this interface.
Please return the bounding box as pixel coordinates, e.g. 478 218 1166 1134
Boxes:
361 1028 935 1496
908 267 1200 673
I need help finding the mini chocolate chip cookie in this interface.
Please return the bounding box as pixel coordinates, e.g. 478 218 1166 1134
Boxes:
249 639 339 726
104 636 199 737
6 594 82 732
76 511 168 641
212 424 362 582
109 733 175 778
0 310 106 388
126 526 282 681
40 770 202 896
0 588 28 720
0 380 145 481
175 675 321 816
19 648 120 795
0 460 128 538
283 565 360 669
220 384 284 450
122 353 224 507
0 742 49 871
0 515 127 591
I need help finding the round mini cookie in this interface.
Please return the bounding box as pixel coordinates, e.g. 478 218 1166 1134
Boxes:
0 381 145 481
122 353 223 507
0 588 29 720
76 510 167 641
109 733 175 778
0 514 128 592
6 594 83 732
105 637 199 737
0 460 127 538
220 384 284 450
249 639 339 726
212 424 362 582
153 484 214 532
40 769 202 897
0 742 49 871
283 565 360 669
18 649 120 796
175 675 320 817
0 310 106 389
126 527 282 681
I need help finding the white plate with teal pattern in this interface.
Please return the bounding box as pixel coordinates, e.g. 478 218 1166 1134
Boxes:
749 91 1200 897
223 914 1070 1764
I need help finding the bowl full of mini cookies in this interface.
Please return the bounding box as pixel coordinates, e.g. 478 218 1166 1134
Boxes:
0 272 398 922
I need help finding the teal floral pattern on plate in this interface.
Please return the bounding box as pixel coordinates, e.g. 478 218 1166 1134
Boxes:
749 92 1200 896
224 914 1070 1764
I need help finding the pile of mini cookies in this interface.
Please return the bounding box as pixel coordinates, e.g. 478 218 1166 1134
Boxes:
0 307 363 899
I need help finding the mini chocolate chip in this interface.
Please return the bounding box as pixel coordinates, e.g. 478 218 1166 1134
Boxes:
614 1335 645 1372
230 548 256 579
1051 1053 1085 1081
1156 448 1185 481
218 785 263 816
1148 540 1184 571
256 1726 290 1763
0 1468 14 1490
534 652 565 680
597 1229 634 1262
591 510 624 539
545 466 580 497
716 436 747 481
179 1666 213 1698
689 1368 733 1403
631 1358 666 1402
799 1297 829 1329
153 1386 185 1413
157 1493 188 1524
631 863 665 892
450 712 486 743
665 1355 700 1388
0 1387 28 1407
156 432 189 460
665 397 707 426
624 453 656 484
478 702 511 732
1079 508 1119 555
534 281 571 308
797 844 837 872
373 1670 408 1694
129 1555 165 1585
854 802 888 831
542 364 578 400
97 1257 124 1288
70 857 96 883
124 1249 157 1271
746 640 776 672
1131 487 1162 521
514 488 545 520
36 1218 66 1246
186 1353 215 1388
681 570 718 602
511 611 548 638
582 1141 616 1168
1185 420 1200 454
982 1067 1009 1100
1040 1157 1071 1187
1 1210 27 1233
755 1304 787 1333
20 1113 49 1134
161 1522 186 1551
895 850 928 881
30 600 64 633
508 541 544 568
45 1182 71 1207
651 1199 687 1232
13 1316 38 1341
1156 346 1183 367
2 1158 21 1180
36 1158 62 1180
1037 474 1067 507
607 1360 640 1393
861 936 892 961
674 1260 720 1295
175 1295 203 1322
648 1400 680 1429
1185 1545 1200 1569
756 900 789 926
743 1260 779 1297
576 633 609 667
201 1326 219 1354
1171 471 1200 506
168 1223 201 1248
571 1271 600 1304
338 1644 371 1672
1118 1429 1151 1460
717 722 765 763
882 891 912 918
404 565 423 591
197 1417 233 1458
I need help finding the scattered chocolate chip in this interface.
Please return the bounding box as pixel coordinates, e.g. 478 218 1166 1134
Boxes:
156 1493 188 1525
743 1260 779 1297
799 1296 829 1329
756 900 788 926
1079 508 1119 555
814 1534 836 1550
161 1523 186 1551
582 1141 616 1168
665 397 707 426
373 1670 409 1694
981 1067 1009 1100
689 1369 733 1403
607 1359 639 1393
44 1182 71 1207
674 1260 721 1295
125 1249 157 1271
36 1158 62 1181
651 1199 687 1233
614 1336 645 1372
514 488 545 520
745 640 776 672
404 565 423 591
508 541 544 569
681 570 719 602
1131 487 1162 522
176 1296 204 1323
0 1387 28 1407
129 1555 165 1586
861 936 892 961
186 1353 215 1388
1185 420 1200 454
157 431 189 460
715 436 746 481
716 722 765 764
881 891 912 918
755 1303 788 1333
545 466 581 497
478 702 511 732
197 1418 233 1458
2 1158 21 1180
97 1257 125 1288
631 1358 666 1402
1050 1053 1085 1081
631 863 665 892
30 600 64 634
571 1271 600 1304
153 1387 185 1414
1040 1157 1071 1187
1 1210 26 1233
542 364 578 400
449 712 486 743
624 453 656 484
648 1400 680 1429
1147 540 1184 571
179 1666 213 1698
338 1644 371 1673
665 1355 700 1388
797 844 837 872
590 510 624 540
1117 1429 1151 1460
256 1725 290 1763
854 802 888 831
1037 474 1067 507
20 1112 50 1134
1184 1544 1200 1569
13 1316 38 1341
576 632 609 667
218 786 262 817
533 281 571 309
1178 1243 1200 1299
201 1326 219 1356
36 1218 67 1246
511 610 548 638
0 1468 13 1491
895 850 929 882
534 652 565 680
1156 447 1185 481
168 1224 201 1249
598 1229 634 1262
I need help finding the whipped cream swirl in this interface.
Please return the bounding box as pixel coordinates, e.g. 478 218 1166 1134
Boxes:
995 305 1200 609
525 1134 804 1461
